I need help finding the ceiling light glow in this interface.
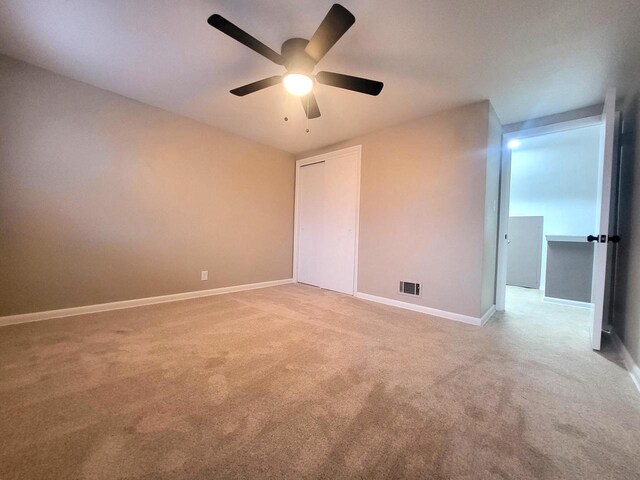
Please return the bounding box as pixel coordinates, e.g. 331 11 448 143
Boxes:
283 73 313 96
507 139 522 149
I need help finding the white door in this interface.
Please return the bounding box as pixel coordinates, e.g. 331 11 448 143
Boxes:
322 153 359 294
590 89 617 350
295 147 360 295
297 161 325 288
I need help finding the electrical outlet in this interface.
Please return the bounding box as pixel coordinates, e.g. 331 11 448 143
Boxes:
201 271 208 281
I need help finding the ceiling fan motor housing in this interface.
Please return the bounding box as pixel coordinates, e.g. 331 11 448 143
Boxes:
281 38 315 74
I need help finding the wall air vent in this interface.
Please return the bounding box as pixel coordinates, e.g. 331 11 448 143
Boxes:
399 281 421 297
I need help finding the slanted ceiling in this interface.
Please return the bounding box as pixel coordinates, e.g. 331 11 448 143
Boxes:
1 0 640 153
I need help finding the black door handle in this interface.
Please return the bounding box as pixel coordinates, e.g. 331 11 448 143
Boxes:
587 234 621 243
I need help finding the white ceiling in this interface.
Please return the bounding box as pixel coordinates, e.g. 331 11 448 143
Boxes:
1 0 639 154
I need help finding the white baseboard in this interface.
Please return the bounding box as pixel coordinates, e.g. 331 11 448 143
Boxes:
481 305 497 326
355 292 494 326
543 296 594 309
0 278 294 327
610 328 640 395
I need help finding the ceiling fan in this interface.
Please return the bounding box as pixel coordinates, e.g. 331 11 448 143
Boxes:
207 4 383 120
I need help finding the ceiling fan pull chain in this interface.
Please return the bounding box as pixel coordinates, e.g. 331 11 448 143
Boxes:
306 95 310 133
283 89 291 122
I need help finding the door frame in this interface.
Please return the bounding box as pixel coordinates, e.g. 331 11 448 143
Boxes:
495 115 603 311
293 145 362 294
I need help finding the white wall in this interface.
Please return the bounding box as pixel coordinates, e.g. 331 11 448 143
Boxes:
509 124 601 289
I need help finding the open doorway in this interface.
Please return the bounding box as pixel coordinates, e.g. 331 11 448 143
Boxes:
496 89 620 350
505 124 601 309
495 91 618 350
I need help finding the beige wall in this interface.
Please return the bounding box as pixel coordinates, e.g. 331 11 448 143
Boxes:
0 55 295 316
613 91 640 365
298 101 501 318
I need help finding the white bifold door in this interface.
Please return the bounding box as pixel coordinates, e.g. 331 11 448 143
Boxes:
296 147 360 295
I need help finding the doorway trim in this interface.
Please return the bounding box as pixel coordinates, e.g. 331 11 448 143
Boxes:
495 115 602 311
293 145 362 295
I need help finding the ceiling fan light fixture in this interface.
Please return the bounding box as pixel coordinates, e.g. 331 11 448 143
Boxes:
283 73 313 96
209 4 382 119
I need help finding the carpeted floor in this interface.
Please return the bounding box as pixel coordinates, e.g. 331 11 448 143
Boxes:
0 284 639 479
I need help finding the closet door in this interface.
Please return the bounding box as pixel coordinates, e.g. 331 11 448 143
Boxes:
296 161 325 287
322 154 358 294
295 146 360 296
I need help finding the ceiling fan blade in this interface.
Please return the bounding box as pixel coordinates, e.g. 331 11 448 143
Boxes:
207 14 282 65
304 4 355 63
301 92 321 119
316 71 383 96
230 76 282 96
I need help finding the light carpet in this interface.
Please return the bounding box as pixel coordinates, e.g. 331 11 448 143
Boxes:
0 284 639 479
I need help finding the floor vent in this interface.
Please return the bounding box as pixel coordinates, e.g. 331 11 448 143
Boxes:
399 281 421 296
